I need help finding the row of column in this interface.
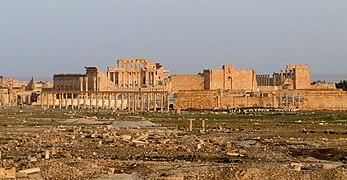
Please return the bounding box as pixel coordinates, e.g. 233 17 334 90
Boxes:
277 92 303 108
280 70 295 81
256 75 271 86
108 70 157 88
40 91 171 112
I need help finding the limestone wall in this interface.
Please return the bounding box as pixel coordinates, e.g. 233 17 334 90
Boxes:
86 67 117 91
287 64 310 89
170 75 204 93
174 90 218 109
232 69 257 92
206 70 224 90
303 90 347 110
310 83 336 89
220 96 274 109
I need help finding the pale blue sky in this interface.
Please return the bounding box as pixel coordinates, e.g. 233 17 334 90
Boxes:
1 0 347 81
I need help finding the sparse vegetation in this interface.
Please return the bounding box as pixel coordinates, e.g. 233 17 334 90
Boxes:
336 80 347 91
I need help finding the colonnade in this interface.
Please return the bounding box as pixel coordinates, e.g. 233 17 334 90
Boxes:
277 92 303 108
40 90 171 112
108 70 157 88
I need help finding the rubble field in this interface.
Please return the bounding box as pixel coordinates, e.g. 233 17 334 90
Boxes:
0 107 346 179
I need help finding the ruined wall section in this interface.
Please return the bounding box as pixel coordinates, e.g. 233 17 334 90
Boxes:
310 83 336 89
232 69 257 92
303 90 347 110
202 69 224 90
174 90 218 109
86 67 117 91
220 96 274 109
53 74 85 91
170 75 204 93
287 64 310 89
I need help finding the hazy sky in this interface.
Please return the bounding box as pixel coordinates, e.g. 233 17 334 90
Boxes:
1 0 347 81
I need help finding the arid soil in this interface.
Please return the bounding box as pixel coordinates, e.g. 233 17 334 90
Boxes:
0 106 346 179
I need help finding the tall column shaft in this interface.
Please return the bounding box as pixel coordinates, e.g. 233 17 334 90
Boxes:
140 93 144 111
59 93 62 109
65 93 68 109
101 93 105 109
52 93 56 109
160 93 164 113
153 93 157 111
83 92 86 109
120 93 124 110
108 93 111 109
71 93 74 109
166 93 170 112
147 93 150 111
77 93 80 109
127 93 131 112
96 93 99 109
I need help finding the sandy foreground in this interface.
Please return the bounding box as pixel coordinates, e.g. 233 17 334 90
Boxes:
0 107 346 179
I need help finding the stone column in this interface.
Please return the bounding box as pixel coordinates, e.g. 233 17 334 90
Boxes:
77 93 80 109
138 72 141 87
120 93 124 110
153 93 157 111
166 93 170 112
286 93 289 108
46 93 49 109
83 92 86 109
189 119 193 131
122 72 125 87
71 93 74 109
59 93 62 109
80 77 83 91
52 93 56 109
113 72 116 84
133 93 137 112
101 93 105 109
132 72 135 88
114 93 117 110
108 93 111 109
160 93 164 113
145 72 149 86
65 93 68 109
93 77 96 91
89 93 93 109
96 93 99 109
85 77 88 91
140 93 144 111
127 93 131 112
147 93 150 111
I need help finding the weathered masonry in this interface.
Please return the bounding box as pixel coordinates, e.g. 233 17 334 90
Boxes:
107 59 169 89
39 90 171 112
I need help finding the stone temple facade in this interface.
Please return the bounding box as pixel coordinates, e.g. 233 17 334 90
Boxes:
53 58 170 92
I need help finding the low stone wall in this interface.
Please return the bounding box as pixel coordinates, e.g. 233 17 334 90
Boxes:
174 89 347 110
220 96 274 109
